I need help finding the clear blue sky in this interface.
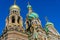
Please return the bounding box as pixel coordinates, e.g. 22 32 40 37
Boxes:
0 0 60 35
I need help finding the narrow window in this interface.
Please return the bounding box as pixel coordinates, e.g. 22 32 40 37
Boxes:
12 16 15 23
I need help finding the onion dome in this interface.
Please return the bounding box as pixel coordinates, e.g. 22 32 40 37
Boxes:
10 5 20 10
45 17 54 26
10 0 20 10
45 17 54 34
27 4 32 8
45 22 54 26
27 2 39 20
28 12 39 20
27 2 32 10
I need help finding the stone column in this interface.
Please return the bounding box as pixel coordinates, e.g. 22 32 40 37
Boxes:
15 15 18 25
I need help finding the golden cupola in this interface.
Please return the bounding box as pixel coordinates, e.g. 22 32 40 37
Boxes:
10 0 20 10
10 5 20 10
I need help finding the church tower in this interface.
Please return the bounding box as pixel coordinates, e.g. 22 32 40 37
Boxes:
6 0 24 32
0 0 28 40
25 2 42 40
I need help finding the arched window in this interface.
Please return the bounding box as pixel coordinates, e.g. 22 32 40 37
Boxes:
17 16 20 23
12 16 15 23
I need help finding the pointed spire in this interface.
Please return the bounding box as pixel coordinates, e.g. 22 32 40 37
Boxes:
45 16 49 22
14 0 16 5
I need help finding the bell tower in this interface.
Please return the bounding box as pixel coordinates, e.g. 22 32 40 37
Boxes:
1 0 25 40
6 0 24 32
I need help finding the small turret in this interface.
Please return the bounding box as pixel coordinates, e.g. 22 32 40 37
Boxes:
45 17 59 35
27 2 32 13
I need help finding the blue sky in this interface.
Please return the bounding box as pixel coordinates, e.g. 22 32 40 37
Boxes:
0 0 60 35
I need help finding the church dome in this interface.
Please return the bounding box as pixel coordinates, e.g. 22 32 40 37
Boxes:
10 5 20 10
28 12 39 20
27 4 32 8
46 22 54 26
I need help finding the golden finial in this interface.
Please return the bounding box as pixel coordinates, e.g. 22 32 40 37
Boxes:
14 0 16 5
45 16 49 22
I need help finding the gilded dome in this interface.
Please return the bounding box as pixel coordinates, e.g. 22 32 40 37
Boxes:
10 5 20 10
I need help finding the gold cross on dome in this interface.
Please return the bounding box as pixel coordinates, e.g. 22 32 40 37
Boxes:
14 0 16 5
